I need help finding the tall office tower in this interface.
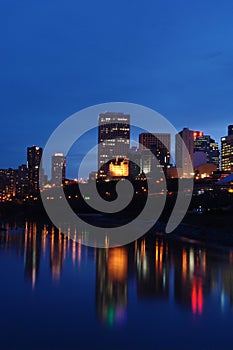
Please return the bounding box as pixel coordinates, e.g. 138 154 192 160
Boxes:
209 139 220 168
194 133 209 153
98 112 130 179
139 133 171 171
228 125 233 136
194 134 220 168
221 125 233 172
51 153 66 186
127 147 141 178
17 164 29 197
27 146 42 193
175 128 194 178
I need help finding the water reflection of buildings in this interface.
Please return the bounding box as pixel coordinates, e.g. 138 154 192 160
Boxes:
132 237 210 316
222 264 233 305
24 223 66 286
0 222 82 287
136 239 170 299
95 238 212 322
24 222 42 288
49 227 65 280
96 248 128 326
1 224 233 318
173 246 208 315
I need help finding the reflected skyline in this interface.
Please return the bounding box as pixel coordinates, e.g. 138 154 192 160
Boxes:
1 222 233 322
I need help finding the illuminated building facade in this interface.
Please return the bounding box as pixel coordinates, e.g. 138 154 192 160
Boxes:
194 134 219 168
98 112 130 179
193 131 203 140
221 125 233 172
209 139 220 168
109 157 129 178
27 146 42 193
51 153 66 186
0 168 17 199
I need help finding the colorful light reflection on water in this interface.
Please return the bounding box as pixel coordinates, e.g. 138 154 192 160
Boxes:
0 221 233 349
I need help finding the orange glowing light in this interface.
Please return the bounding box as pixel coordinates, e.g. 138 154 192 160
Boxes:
182 249 187 279
155 242 159 263
107 247 128 282
109 157 129 177
140 239 146 258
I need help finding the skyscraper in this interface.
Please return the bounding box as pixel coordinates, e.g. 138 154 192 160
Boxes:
27 146 42 193
98 112 130 179
209 139 220 168
221 125 233 172
175 128 194 178
194 134 219 168
228 125 233 136
139 133 171 171
51 153 66 186
17 164 29 197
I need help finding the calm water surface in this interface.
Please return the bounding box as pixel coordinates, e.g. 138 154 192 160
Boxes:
0 221 233 350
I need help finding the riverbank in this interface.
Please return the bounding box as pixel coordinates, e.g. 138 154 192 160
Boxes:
0 200 232 247
153 211 233 247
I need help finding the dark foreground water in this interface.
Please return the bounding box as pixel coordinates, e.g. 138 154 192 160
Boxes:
0 221 233 350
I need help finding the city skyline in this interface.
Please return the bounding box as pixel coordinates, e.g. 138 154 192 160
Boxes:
0 122 230 186
1 1 233 176
0 119 230 180
1 2 233 349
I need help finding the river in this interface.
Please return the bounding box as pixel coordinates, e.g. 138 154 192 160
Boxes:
0 221 233 349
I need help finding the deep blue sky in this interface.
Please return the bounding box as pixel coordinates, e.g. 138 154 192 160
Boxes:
1 0 233 178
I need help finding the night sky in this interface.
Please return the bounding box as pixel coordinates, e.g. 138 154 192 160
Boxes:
1 0 233 178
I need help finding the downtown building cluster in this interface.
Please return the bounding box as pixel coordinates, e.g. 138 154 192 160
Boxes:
96 112 232 181
0 112 232 202
97 113 172 180
0 147 66 202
